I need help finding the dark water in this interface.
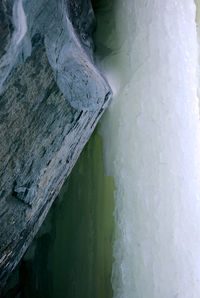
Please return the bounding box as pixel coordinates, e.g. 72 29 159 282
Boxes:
3 129 115 298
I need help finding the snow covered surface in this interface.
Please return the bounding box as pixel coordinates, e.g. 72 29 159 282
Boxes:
98 1 200 297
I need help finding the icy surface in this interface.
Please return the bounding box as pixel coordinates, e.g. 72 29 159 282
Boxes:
13 0 27 45
96 1 200 297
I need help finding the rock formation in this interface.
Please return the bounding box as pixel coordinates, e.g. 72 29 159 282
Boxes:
0 0 111 287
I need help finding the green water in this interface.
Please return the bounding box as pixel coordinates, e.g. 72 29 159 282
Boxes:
3 129 115 298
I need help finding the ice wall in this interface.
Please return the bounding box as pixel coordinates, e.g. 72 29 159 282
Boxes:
96 1 200 297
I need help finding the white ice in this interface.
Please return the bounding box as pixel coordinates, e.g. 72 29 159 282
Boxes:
98 1 200 297
13 0 27 45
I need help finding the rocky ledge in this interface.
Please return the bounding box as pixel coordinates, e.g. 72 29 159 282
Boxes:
0 0 111 288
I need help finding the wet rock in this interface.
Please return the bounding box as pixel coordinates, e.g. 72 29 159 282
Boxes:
0 0 111 287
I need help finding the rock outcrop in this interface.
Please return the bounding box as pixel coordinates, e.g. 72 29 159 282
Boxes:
0 0 111 287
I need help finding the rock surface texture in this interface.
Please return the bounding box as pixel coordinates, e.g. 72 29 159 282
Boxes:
0 0 111 287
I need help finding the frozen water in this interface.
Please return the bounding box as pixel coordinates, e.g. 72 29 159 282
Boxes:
96 0 200 297
13 0 27 45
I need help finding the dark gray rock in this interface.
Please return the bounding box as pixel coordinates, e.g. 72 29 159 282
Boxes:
0 0 111 288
